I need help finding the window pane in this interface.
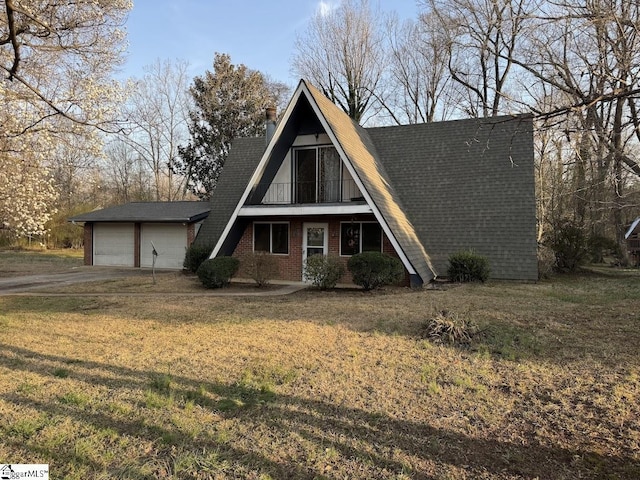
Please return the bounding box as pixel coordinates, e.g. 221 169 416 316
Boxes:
341 223 360 256
306 227 325 247
295 149 316 203
254 223 270 252
319 147 341 202
362 223 382 252
271 224 289 254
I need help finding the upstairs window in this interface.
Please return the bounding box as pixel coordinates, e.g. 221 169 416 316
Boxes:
294 146 341 203
340 222 382 256
254 222 289 254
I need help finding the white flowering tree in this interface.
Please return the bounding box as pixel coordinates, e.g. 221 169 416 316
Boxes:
0 0 131 239
0 154 57 238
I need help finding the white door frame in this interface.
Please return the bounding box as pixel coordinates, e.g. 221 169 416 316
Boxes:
302 222 329 281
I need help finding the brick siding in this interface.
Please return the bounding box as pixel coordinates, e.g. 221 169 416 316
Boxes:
231 215 408 285
83 223 93 265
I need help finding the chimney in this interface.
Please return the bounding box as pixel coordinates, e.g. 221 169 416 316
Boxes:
265 107 277 146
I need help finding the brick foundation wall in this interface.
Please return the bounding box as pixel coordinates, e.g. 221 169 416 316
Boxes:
187 224 196 246
134 223 141 268
83 223 93 266
231 215 408 285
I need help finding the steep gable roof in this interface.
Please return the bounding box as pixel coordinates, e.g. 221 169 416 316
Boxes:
303 81 436 282
368 116 537 280
196 80 435 282
626 217 640 239
193 137 265 248
195 79 537 282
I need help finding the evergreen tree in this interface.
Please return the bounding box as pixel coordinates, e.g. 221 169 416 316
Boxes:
176 53 288 199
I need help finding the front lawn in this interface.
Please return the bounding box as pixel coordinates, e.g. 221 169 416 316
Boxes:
0 248 83 276
0 267 638 479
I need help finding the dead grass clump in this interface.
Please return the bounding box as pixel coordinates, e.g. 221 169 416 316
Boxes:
420 310 479 347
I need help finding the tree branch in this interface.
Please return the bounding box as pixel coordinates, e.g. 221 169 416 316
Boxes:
4 0 21 79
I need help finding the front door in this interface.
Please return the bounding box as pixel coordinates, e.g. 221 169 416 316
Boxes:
302 223 328 281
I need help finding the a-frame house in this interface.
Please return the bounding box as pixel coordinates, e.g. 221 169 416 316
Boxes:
195 80 538 286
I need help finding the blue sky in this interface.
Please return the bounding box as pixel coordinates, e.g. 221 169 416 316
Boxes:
120 0 421 87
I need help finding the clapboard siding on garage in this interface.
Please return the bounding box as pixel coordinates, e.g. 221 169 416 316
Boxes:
140 223 188 269
93 223 135 266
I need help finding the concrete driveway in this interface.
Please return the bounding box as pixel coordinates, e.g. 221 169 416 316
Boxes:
0 268 307 296
0 268 145 295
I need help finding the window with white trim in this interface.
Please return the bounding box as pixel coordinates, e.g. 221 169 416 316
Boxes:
254 222 289 254
340 222 382 256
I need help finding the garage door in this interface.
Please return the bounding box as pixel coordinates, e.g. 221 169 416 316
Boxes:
140 223 187 269
93 223 135 266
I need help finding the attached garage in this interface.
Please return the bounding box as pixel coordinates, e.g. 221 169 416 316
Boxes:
93 223 135 266
140 223 189 269
69 202 210 269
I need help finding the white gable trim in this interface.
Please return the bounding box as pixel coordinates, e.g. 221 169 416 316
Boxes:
209 83 305 259
239 203 372 217
209 80 418 277
626 217 640 239
298 83 417 275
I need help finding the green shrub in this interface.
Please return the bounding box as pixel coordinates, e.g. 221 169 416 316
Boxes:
546 220 587 272
47 207 88 249
587 234 620 264
347 251 404 290
184 243 214 273
421 310 478 346
303 254 345 289
196 256 240 288
241 251 279 287
447 250 490 282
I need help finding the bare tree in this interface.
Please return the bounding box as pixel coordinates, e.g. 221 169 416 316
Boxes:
119 59 193 201
427 0 531 117
102 139 153 204
50 134 102 212
384 14 456 124
515 0 640 243
292 0 387 124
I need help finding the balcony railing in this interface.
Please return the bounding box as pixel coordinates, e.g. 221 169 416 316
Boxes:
250 179 363 205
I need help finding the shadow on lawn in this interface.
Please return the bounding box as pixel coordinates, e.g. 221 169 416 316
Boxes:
2 344 639 479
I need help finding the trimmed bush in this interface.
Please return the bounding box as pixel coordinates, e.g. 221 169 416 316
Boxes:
447 250 490 282
347 251 404 290
183 243 214 273
241 251 279 287
303 254 345 290
196 256 240 288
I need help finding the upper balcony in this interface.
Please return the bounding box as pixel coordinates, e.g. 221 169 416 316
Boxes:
246 179 363 205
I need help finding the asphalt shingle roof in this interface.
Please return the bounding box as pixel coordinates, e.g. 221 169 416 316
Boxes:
368 116 538 280
304 81 436 282
192 137 266 248
69 201 210 223
194 80 537 282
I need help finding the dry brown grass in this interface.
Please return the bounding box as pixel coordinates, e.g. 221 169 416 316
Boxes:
0 248 83 276
0 257 639 479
